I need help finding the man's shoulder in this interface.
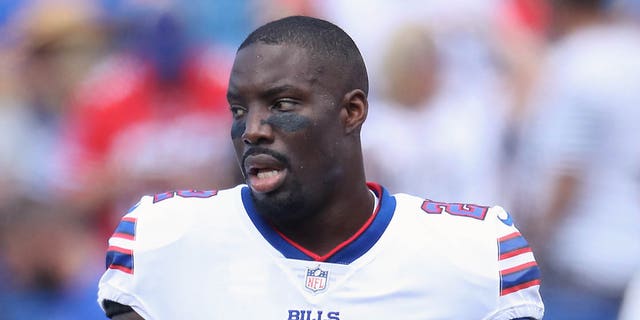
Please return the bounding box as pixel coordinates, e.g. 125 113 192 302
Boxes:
392 192 504 226
389 192 543 318
102 185 246 278
390 192 531 259
122 185 243 220
141 184 244 208
134 184 244 225
106 185 245 256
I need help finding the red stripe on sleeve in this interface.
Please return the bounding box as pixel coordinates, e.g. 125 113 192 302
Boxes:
498 231 521 242
112 233 136 240
500 279 541 296
500 261 538 275
108 245 133 255
499 247 532 260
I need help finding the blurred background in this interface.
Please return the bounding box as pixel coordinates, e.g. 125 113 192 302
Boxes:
0 0 639 319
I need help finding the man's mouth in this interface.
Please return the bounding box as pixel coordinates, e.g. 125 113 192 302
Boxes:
257 169 279 179
244 154 288 194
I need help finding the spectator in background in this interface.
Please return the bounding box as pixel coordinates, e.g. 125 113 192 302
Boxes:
0 0 107 201
510 0 640 318
361 23 507 204
317 0 504 103
1 2 243 319
57 10 241 236
250 0 319 27
0 1 113 318
0 200 104 319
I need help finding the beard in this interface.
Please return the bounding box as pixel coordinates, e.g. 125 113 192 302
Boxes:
250 176 329 226
243 147 342 227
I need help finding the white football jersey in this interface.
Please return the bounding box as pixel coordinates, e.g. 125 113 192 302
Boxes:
98 183 543 319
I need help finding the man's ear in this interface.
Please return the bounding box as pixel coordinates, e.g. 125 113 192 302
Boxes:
341 89 368 135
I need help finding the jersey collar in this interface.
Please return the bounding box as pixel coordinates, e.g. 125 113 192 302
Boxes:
241 182 396 264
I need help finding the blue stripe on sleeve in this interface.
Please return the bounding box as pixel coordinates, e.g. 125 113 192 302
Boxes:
106 250 134 270
114 220 136 237
499 236 529 254
501 265 541 290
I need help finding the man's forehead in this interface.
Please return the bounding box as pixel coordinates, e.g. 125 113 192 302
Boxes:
233 43 311 68
229 43 325 91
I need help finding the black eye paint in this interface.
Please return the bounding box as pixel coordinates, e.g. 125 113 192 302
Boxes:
231 113 311 139
262 113 311 132
230 120 246 139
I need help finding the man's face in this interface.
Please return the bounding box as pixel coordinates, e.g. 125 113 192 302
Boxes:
227 43 345 221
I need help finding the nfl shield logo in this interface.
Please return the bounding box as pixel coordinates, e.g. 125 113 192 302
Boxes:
305 266 328 292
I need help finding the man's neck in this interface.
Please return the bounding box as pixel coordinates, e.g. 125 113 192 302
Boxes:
270 182 375 257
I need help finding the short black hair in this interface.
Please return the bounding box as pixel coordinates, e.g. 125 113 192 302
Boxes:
239 15 369 96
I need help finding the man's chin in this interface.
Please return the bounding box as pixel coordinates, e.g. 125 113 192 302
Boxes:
249 185 307 222
249 185 288 203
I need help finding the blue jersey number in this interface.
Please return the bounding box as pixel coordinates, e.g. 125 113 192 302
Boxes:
421 200 489 220
153 190 218 203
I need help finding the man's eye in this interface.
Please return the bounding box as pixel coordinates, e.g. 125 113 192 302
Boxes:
271 99 297 111
230 106 246 118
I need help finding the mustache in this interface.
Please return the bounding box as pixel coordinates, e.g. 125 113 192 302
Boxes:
241 147 290 170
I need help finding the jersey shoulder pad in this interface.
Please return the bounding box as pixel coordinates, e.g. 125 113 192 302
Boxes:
104 186 241 274
393 194 544 318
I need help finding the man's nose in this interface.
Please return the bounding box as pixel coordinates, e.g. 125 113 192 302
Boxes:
242 108 273 145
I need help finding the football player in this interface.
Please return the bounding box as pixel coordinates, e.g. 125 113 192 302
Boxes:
97 15 543 319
